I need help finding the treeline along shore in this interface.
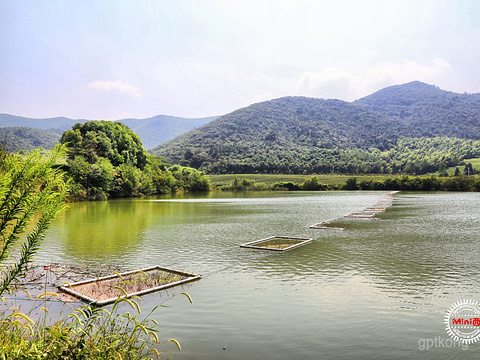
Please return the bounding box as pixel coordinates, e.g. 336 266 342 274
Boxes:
213 174 480 192
3 119 480 203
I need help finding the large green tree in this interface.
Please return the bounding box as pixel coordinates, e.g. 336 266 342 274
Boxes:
60 121 210 200
60 121 149 200
60 120 148 169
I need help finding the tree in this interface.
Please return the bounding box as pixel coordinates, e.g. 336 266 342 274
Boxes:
61 122 211 200
464 163 474 176
302 176 326 190
60 121 148 169
0 145 69 295
345 177 359 190
169 165 210 192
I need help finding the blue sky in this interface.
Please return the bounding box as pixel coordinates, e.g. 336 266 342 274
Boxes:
1 0 480 119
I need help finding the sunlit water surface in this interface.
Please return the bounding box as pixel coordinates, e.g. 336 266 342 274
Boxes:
33 191 480 359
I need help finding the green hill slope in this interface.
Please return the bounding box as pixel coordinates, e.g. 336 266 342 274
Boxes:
0 127 60 152
0 113 217 150
0 114 79 134
354 81 480 139
118 115 217 149
151 97 422 173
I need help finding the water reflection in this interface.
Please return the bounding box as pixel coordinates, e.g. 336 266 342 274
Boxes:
35 191 480 360
42 191 480 297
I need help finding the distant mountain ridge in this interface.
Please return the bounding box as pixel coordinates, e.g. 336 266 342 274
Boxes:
3 81 480 175
151 96 421 173
354 80 480 138
0 113 217 150
151 81 480 174
0 127 61 153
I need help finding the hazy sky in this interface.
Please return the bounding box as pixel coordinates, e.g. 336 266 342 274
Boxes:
1 0 480 119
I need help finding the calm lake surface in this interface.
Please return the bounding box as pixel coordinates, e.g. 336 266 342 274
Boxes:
36 191 480 359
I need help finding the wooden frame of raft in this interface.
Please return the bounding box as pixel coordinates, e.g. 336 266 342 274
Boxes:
240 236 313 251
58 266 201 306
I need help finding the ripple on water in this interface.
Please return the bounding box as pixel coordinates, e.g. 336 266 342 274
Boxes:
35 191 480 360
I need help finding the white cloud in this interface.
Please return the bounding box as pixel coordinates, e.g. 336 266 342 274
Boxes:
295 68 361 100
364 58 452 92
293 58 453 101
85 80 141 98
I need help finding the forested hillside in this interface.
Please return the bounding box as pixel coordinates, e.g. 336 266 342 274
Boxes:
379 137 480 174
0 113 216 150
151 97 422 173
153 83 480 175
4 81 480 176
354 81 480 139
0 127 60 152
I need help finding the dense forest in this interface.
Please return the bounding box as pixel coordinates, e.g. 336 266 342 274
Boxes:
163 136 480 175
354 81 480 139
151 97 419 173
152 90 480 175
60 121 210 201
0 127 60 152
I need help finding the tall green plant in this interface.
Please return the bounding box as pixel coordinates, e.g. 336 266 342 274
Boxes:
0 145 69 296
0 295 184 359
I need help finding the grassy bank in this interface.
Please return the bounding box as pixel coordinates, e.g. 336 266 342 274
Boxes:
209 174 403 187
208 173 480 192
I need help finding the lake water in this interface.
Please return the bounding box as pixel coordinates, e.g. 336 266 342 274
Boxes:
35 191 480 359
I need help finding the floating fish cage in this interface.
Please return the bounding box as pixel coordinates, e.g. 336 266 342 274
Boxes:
240 236 313 251
344 212 380 220
310 222 351 230
364 207 386 212
58 266 201 306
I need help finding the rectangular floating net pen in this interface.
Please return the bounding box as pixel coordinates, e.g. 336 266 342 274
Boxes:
310 222 351 230
240 236 313 251
344 212 380 220
58 266 201 306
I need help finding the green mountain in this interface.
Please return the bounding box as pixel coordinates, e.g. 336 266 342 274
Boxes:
0 114 217 150
151 97 423 173
4 81 480 175
0 127 61 152
354 81 480 139
152 82 480 175
0 114 79 134
116 115 217 149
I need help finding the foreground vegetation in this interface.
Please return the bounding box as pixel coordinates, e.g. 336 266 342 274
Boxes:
0 297 167 360
0 146 69 296
0 146 181 358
